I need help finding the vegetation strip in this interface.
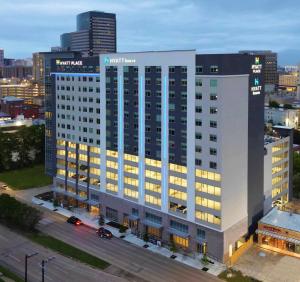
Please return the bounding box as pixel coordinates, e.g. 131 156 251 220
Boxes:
26 232 110 270
0 264 24 282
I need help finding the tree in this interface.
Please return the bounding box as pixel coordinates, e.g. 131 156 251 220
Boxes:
293 173 300 198
269 100 280 108
283 104 293 109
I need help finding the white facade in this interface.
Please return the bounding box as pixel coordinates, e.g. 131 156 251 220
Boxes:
265 107 299 129
263 136 290 214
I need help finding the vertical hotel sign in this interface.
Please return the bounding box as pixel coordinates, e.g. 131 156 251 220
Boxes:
251 57 262 95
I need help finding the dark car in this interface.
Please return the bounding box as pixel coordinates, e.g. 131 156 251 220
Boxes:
96 227 113 239
67 216 82 226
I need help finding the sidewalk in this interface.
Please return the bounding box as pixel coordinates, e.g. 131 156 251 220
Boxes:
32 196 226 276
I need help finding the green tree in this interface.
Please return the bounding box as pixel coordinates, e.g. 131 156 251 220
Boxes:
269 100 280 108
283 104 293 109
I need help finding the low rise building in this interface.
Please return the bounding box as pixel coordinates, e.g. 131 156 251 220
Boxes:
265 107 299 128
257 208 300 257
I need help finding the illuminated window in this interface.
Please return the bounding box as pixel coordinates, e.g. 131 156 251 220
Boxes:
106 183 118 193
195 196 221 210
124 164 138 174
68 142 76 149
57 139 65 146
57 149 65 156
169 189 187 201
124 188 138 199
195 169 221 182
169 175 187 187
124 177 139 187
145 182 161 193
57 169 65 176
145 158 161 167
90 157 100 165
124 153 138 162
79 154 87 162
195 210 221 225
90 146 100 154
145 194 161 207
172 235 189 248
195 182 221 196
79 144 87 151
145 170 161 180
107 150 118 158
90 167 100 176
169 163 187 174
106 171 118 180
106 160 118 169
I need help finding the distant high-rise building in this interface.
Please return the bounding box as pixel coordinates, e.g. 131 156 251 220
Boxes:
32 51 80 176
239 50 278 93
61 11 116 56
0 49 4 67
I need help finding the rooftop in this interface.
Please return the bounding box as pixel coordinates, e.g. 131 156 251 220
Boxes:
260 208 300 233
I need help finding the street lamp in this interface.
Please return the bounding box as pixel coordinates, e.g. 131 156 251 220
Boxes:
41 256 55 282
25 252 38 282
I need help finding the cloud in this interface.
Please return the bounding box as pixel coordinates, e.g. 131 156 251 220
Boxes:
1 0 300 64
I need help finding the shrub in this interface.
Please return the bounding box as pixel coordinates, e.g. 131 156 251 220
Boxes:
0 194 42 231
119 225 128 233
143 233 149 242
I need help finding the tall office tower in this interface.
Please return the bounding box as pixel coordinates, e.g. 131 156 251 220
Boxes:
50 51 266 263
0 49 4 67
33 51 80 176
239 50 278 93
61 11 116 56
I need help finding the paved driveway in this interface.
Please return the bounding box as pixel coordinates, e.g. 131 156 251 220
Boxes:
234 245 300 282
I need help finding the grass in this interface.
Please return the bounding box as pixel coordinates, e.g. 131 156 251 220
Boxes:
0 165 52 190
26 232 110 270
219 269 262 282
0 264 24 282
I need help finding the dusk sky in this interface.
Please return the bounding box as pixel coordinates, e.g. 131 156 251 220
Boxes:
1 0 300 65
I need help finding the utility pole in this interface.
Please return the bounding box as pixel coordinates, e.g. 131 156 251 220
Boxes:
25 252 38 282
41 256 55 282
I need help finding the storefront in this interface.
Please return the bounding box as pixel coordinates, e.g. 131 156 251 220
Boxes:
257 208 300 258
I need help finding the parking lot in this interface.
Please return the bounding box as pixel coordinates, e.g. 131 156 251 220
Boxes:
234 245 300 282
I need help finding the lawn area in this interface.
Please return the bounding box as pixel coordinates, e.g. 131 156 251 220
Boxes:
0 165 52 190
219 269 261 282
0 264 24 282
26 232 110 270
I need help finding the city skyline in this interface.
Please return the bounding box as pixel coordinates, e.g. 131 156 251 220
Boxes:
1 0 300 65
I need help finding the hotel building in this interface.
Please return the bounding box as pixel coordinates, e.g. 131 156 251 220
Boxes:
50 50 267 262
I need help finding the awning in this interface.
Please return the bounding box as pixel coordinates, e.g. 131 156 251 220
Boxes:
86 199 100 206
128 214 139 221
168 228 189 238
257 229 300 245
143 219 163 229
52 188 87 202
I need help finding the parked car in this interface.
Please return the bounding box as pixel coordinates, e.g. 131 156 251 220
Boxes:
96 227 113 239
67 216 82 226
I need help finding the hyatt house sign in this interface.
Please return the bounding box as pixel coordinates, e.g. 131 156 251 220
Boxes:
103 57 136 64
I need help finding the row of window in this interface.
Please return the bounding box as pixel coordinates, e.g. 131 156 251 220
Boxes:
57 85 100 93
57 76 100 82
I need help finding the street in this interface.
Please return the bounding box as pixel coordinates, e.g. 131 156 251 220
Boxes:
0 186 221 282
0 224 126 282
38 211 220 282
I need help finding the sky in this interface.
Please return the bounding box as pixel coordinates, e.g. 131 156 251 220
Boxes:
1 0 300 65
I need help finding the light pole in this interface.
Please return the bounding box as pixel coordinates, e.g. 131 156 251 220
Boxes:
41 256 55 282
25 252 38 282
